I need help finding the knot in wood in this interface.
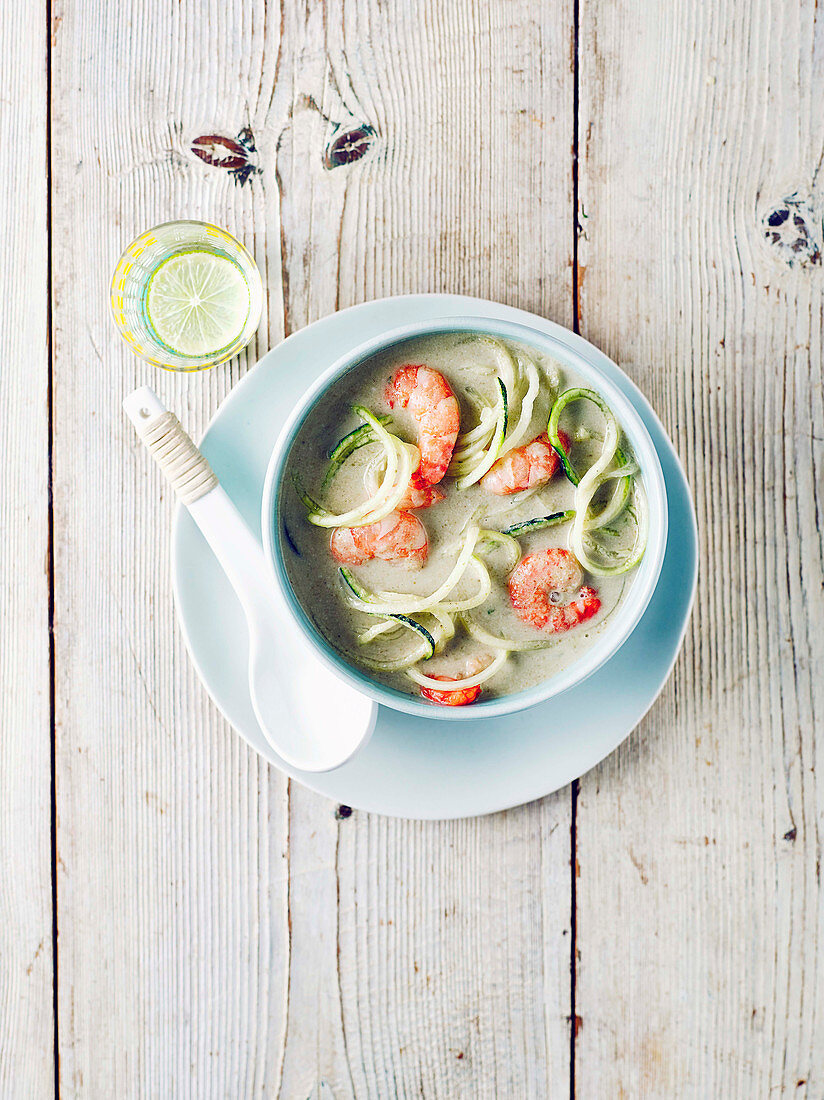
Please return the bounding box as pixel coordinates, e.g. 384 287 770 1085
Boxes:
761 194 821 267
323 125 375 170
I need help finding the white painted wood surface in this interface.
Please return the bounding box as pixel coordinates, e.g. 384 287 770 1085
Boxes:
576 1 824 1095
0 2 54 1097
49 1 573 1096
2 0 822 1095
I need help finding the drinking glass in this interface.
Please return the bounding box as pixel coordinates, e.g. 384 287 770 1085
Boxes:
110 220 263 371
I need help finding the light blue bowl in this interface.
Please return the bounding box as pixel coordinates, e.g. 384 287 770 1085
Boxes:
261 317 668 722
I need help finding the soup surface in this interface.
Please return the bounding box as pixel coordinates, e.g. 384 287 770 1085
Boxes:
279 333 646 705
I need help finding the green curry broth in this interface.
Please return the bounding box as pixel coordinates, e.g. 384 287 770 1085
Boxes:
280 334 642 699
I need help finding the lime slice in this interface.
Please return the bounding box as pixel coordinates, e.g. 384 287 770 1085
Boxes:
146 249 250 357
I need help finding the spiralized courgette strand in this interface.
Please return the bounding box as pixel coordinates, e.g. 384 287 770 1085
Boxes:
353 605 457 672
433 557 492 612
475 528 522 571
357 618 406 645
338 525 490 621
449 338 522 484
475 335 518 393
586 469 634 532
340 520 520 678
449 337 556 488
576 483 649 576
352 613 449 673
503 510 575 537
497 352 541 456
297 406 413 529
453 380 508 488
322 415 392 489
460 614 552 652
407 649 508 690
547 388 647 575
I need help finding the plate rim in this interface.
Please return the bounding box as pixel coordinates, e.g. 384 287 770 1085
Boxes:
171 294 698 818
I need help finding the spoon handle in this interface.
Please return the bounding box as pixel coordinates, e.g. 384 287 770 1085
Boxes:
122 386 272 610
122 386 218 504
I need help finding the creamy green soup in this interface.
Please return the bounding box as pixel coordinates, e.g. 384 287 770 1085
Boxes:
280 334 646 704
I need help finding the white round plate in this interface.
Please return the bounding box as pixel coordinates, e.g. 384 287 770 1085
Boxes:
173 295 697 819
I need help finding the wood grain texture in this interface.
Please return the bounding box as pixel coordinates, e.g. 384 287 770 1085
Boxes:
34 0 824 1092
50 0 575 1095
0 1 54 1097
575 0 824 1095
334 802 572 1098
50 1 289 1095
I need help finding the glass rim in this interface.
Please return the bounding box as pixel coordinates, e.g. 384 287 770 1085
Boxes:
110 220 263 372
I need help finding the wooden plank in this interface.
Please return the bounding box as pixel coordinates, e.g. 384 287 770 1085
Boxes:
274 1 575 1094
52 0 577 1094
0 0 54 1096
575 0 824 1094
334 801 572 1098
50 1 289 1094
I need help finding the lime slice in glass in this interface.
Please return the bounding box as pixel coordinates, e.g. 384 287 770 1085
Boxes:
145 249 251 357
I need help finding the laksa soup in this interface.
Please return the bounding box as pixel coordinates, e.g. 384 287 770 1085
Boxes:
279 333 648 707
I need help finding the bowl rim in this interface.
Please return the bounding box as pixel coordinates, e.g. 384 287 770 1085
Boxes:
261 315 669 721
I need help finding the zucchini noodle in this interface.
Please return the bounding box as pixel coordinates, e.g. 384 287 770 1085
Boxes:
407 649 508 690
575 484 649 576
450 340 544 487
449 337 520 483
503 510 575 537
439 508 484 557
461 614 552 652
585 464 635 531
341 525 482 616
434 557 492 612
451 385 504 466
353 611 456 671
475 529 522 571
363 442 420 497
428 609 457 646
454 405 498 452
548 388 648 575
475 336 518 393
357 618 403 645
357 638 432 673
497 355 541 456
301 407 413 529
322 415 392 489
455 380 508 489
372 554 491 614
548 388 617 485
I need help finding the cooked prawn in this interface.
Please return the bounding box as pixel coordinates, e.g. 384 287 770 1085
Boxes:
386 365 460 485
481 430 571 495
364 445 445 510
418 656 488 706
509 548 601 633
400 447 446 508
400 473 446 510
330 511 428 567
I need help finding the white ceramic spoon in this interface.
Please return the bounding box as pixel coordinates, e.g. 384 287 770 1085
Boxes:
123 385 377 772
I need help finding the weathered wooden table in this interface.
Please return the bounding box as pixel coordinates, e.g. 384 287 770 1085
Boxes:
3 0 822 1095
